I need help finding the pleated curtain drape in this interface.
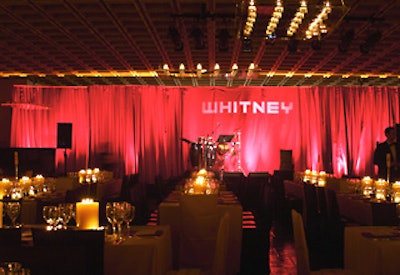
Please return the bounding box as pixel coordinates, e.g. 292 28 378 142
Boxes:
10 85 400 183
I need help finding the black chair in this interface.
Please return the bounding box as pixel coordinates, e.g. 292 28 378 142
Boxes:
0 227 22 247
246 172 270 212
223 171 246 203
31 228 105 275
302 183 322 270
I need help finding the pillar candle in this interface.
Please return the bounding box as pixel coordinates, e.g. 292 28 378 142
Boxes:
0 182 5 228
76 198 99 229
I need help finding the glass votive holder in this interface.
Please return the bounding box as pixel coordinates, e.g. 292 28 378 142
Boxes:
375 189 386 200
363 186 373 197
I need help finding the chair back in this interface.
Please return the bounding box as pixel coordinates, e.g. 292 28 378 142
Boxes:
291 209 311 275
32 228 104 275
0 227 22 264
0 227 22 247
246 172 270 211
223 172 246 201
178 194 218 270
302 183 320 230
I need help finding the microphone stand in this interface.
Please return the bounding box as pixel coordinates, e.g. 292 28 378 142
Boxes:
64 148 68 176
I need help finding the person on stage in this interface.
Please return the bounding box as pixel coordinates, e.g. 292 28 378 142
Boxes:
373 126 400 181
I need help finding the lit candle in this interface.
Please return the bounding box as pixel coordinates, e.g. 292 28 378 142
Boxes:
0 179 6 228
375 179 388 200
303 169 311 182
317 171 326 187
392 181 400 203
78 169 85 184
193 176 206 194
361 176 373 197
85 169 93 184
310 170 318 184
362 176 373 186
76 198 99 229
34 174 45 185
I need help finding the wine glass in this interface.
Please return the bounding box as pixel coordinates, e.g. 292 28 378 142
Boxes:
58 203 74 229
5 202 21 227
106 202 117 239
122 202 135 237
42 205 59 230
113 202 125 242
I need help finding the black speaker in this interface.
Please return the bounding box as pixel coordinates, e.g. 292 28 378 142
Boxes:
57 123 72 149
396 124 400 140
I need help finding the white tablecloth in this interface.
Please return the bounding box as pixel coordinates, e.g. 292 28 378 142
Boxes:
345 226 400 275
104 225 172 275
158 191 242 275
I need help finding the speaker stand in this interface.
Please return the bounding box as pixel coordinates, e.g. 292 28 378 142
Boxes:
63 148 67 176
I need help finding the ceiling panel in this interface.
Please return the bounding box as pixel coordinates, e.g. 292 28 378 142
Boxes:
0 0 399 87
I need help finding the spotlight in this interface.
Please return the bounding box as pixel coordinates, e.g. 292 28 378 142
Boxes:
218 28 230 52
287 39 299 53
338 29 355 53
168 27 183 51
242 38 252 53
311 39 322 50
191 27 205 50
359 30 382 54
265 33 277 45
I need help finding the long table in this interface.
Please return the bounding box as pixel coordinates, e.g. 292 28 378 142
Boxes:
2 225 173 275
336 193 398 226
104 225 172 275
283 179 399 226
345 226 400 275
158 191 242 275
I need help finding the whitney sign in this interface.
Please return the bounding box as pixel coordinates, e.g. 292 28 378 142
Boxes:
202 101 294 115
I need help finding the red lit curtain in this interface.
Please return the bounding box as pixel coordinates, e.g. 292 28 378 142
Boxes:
10 86 89 173
10 85 400 181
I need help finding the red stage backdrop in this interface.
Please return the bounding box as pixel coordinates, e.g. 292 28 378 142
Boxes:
10 85 400 183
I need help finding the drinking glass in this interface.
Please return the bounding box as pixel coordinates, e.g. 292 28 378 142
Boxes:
113 202 125 242
42 205 59 230
122 202 135 237
106 202 117 239
5 202 21 227
58 203 74 229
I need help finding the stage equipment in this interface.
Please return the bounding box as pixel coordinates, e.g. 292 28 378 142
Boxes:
217 135 234 179
57 123 72 176
187 136 216 169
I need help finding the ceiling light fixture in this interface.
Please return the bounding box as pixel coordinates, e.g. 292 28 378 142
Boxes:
213 63 220 77
196 63 203 78
247 63 256 77
305 1 331 39
266 0 284 40
243 0 257 38
287 0 308 37
230 63 239 78
179 63 185 78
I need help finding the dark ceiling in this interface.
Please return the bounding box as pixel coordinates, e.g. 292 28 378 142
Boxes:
0 0 399 87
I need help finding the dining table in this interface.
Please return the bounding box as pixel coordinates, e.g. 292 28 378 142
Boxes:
345 226 400 275
284 179 399 226
158 190 242 275
104 225 172 275
8 224 172 275
336 193 399 226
